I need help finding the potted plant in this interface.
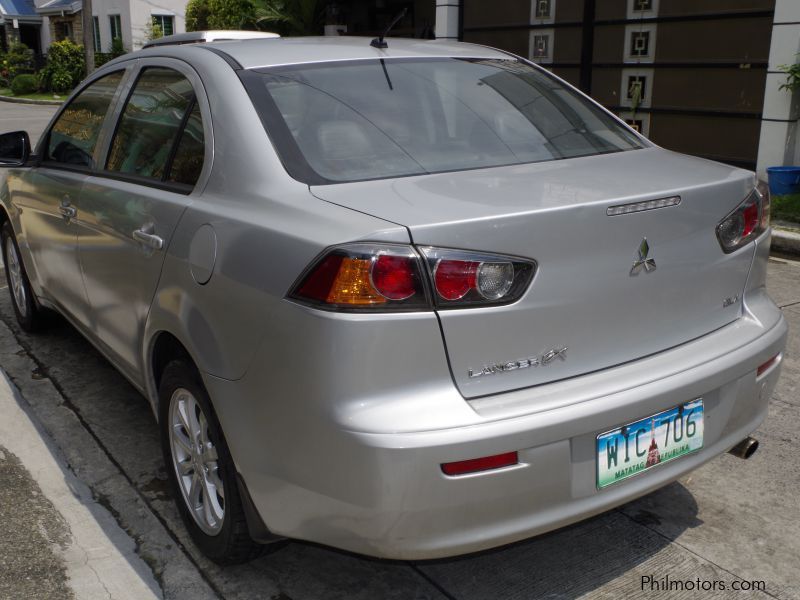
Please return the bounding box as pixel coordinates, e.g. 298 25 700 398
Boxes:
768 55 800 197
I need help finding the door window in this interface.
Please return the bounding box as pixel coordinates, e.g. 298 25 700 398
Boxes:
45 71 124 168
167 102 205 186
106 67 205 188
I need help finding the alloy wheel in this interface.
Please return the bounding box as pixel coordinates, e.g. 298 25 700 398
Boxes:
5 236 27 319
168 387 225 535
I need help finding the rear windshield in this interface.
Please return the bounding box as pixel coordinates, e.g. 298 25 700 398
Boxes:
242 58 645 185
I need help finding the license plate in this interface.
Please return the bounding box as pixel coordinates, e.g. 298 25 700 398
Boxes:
597 399 704 489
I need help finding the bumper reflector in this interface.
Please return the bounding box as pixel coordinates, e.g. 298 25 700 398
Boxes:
757 354 780 377
441 451 518 476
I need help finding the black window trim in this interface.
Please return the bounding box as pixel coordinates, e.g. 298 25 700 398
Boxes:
37 61 208 197
240 56 647 187
99 66 203 195
39 68 129 174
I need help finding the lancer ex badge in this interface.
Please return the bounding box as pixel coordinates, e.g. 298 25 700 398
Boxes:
630 238 656 275
468 347 568 379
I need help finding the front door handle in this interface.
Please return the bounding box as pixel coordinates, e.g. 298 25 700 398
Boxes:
59 195 76 220
59 205 77 219
132 223 164 251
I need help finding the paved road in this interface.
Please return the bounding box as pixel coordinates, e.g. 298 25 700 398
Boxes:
0 104 799 599
0 102 58 146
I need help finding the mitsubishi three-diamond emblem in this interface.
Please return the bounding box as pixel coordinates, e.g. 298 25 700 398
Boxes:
630 238 656 275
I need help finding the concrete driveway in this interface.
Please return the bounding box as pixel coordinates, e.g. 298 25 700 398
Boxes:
0 104 799 599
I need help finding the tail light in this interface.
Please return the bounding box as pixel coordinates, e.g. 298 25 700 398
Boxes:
420 247 535 308
289 244 536 311
290 243 428 310
716 185 769 253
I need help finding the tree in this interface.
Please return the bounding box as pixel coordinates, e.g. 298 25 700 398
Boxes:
82 0 95 72
186 0 212 31
253 0 325 36
207 0 256 29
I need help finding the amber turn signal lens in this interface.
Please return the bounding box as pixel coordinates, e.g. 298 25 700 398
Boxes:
290 244 428 310
326 257 387 305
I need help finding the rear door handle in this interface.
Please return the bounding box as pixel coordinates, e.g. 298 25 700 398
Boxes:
132 224 164 250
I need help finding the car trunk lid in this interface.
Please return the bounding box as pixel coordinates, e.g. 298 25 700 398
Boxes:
311 148 758 398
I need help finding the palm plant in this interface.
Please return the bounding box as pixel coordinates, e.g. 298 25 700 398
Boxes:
252 0 326 36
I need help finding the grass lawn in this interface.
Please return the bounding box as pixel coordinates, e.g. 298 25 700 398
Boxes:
772 193 800 225
0 87 67 102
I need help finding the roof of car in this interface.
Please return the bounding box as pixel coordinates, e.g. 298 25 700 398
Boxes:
191 36 511 70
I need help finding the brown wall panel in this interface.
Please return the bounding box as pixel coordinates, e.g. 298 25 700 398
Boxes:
652 69 767 112
655 19 773 62
657 0 774 17
595 0 627 21
555 0 585 22
553 27 583 63
593 25 625 63
462 30 530 57
551 67 581 88
463 0 531 28
591 68 624 106
649 114 761 164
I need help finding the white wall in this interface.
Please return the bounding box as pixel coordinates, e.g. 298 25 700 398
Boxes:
91 0 131 52
756 0 800 179
127 0 185 50
91 0 185 53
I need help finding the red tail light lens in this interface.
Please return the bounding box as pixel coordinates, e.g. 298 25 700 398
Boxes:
757 179 771 231
421 247 535 307
434 260 478 300
716 187 768 253
370 254 417 300
290 244 428 311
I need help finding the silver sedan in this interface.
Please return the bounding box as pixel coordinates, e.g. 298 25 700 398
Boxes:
0 33 786 564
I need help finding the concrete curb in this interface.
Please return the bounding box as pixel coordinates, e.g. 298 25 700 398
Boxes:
0 94 63 106
771 227 800 257
0 371 162 599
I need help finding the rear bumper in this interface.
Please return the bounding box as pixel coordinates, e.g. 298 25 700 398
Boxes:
205 288 787 560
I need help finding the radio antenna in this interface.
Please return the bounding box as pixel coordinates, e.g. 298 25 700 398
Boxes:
371 8 408 49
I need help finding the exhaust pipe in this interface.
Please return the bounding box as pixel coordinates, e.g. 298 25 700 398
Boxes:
728 437 759 460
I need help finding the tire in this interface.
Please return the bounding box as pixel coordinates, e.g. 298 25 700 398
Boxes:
159 359 263 564
1 221 44 332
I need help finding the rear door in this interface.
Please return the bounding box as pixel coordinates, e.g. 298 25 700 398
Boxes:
77 61 209 377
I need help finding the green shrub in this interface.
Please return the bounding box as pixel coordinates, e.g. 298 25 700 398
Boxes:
109 37 126 58
207 0 255 29
10 73 38 95
3 42 34 80
40 39 85 93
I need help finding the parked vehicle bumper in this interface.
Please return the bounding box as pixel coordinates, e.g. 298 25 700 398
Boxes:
204 288 787 560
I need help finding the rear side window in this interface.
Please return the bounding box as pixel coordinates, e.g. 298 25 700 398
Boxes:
106 67 204 188
46 71 124 168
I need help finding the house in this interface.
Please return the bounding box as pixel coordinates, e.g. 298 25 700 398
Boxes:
1 0 186 59
37 0 186 53
0 0 43 56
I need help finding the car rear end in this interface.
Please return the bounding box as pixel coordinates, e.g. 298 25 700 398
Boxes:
202 40 787 559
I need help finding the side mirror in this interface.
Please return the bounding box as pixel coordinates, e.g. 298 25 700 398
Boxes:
0 131 32 167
